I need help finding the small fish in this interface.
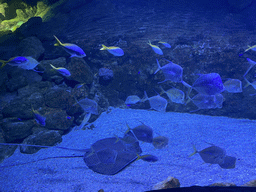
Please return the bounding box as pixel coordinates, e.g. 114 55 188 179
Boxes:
154 59 183 83
136 154 158 162
148 40 163 55
125 122 153 143
188 73 225 96
50 64 71 77
223 79 242 93
152 136 169 149
100 44 124 56
218 155 236 169
0 56 28 68
189 144 226 165
142 91 168 112
189 93 224 112
54 35 86 58
239 45 256 56
73 97 98 115
32 107 46 126
125 95 141 105
159 86 185 104
158 41 171 48
76 83 85 89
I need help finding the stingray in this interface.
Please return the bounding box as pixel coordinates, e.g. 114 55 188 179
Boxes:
0 135 142 175
84 137 142 175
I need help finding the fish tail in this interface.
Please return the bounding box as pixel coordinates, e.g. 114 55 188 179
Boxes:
0 60 7 68
72 96 79 106
141 91 149 102
100 44 107 50
189 145 197 157
53 35 62 46
50 64 57 70
135 153 142 161
243 77 251 88
154 59 161 74
124 122 131 134
159 86 165 95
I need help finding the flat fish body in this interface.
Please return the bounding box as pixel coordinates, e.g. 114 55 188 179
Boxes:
148 95 168 112
192 73 224 95
165 88 185 104
77 98 98 115
125 95 141 105
191 93 224 110
218 155 236 169
160 63 183 83
199 145 226 164
132 124 153 143
83 137 142 175
223 79 242 93
152 136 169 149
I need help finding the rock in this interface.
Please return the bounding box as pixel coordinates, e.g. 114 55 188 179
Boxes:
1 118 34 142
44 86 72 109
60 0 93 13
22 70 42 84
5 74 28 92
45 109 73 131
14 36 45 60
242 180 256 187
0 128 17 163
68 57 93 84
152 176 180 190
209 183 236 187
2 91 45 119
15 17 43 38
20 129 62 154
228 0 252 11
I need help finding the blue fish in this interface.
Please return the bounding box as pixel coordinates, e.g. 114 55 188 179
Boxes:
100 44 124 56
32 107 46 126
187 73 225 96
158 41 171 48
50 64 71 77
54 35 86 58
154 59 183 83
0 56 28 68
148 40 163 55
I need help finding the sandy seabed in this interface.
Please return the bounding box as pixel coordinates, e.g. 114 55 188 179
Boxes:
0 108 255 192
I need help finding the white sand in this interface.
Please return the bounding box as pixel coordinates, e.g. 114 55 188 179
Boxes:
0 107 255 192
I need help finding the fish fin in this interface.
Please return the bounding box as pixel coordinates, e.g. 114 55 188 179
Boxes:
141 91 149 102
147 40 151 45
100 44 107 50
114 134 120 143
243 77 250 88
189 145 197 157
154 59 161 74
135 153 143 161
72 96 79 106
124 122 131 134
159 86 165 95
53 35 63 46
0 60 7 68
50 64 57 70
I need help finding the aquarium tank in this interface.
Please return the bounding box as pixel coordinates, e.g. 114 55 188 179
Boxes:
0 0 256 191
